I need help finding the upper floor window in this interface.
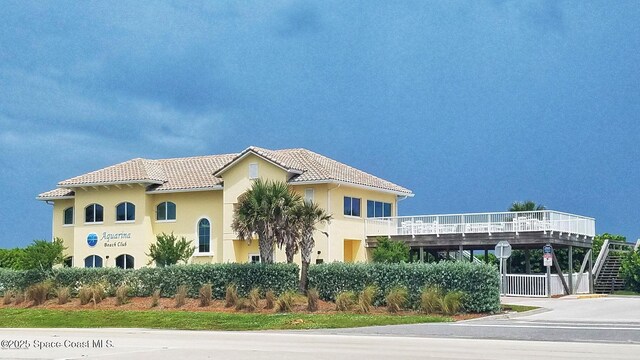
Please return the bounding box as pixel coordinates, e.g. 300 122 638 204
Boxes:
63 207 74 225
304 188 314 203
198 218 211 253
248 163 258 179
157 201 176 221
343 196 361 217
115 254 134 269
367 200 392 218
85 204 103 223
84 255 103 268
116 202 135 222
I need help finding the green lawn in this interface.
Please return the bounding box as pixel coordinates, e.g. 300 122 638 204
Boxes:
612 290 640 296
501 304 539 313
0 308 451 331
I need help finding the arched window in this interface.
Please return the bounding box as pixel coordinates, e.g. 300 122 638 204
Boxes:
63 207 74 225
198 218 210 253
115 254 134 269
157 201 176 221
116 202 135 222
84 255 103 268
85 204 104 223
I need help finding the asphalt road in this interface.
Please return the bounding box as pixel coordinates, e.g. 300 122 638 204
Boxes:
0 328 638 360
1 296 639 359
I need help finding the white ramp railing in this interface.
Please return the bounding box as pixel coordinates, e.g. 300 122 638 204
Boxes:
504 272 590 297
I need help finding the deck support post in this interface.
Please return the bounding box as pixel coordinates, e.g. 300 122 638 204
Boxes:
469 249 474 263
525 249 531 274
588 247 594 293
568 245 574 294
419 247 424 263
552 250 570 295
458 244 463 261
484 249 489 263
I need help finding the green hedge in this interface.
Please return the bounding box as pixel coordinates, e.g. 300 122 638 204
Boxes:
307 262 500 313
0 263 299 298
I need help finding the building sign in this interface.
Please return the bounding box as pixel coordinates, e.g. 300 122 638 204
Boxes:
87 233 98 247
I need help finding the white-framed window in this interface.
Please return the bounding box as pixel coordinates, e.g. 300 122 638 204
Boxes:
248 254 261 264
115 254 134 269
116 202 135 222
304 188 314 203
367 200 392 218
156 201 176 221
63 207 74 225
248 163 258 179
84 255 103 268
343 196 361 217
85 203 104 223
197 218 211 253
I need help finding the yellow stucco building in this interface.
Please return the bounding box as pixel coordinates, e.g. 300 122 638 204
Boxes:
37 146 413 268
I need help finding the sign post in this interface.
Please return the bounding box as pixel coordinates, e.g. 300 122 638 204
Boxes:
543 244 553 297
495 241 512 296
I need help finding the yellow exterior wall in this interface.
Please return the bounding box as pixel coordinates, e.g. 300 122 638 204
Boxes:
47 154 402 268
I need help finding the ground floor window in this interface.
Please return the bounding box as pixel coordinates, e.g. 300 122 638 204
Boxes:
248 254 261 263
198 218 211 253
84 255 103 268
115 254 134 269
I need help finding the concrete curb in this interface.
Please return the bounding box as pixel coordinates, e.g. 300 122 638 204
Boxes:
457 307 550 323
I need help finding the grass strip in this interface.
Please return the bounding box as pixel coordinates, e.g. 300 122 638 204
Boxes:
501 304 539 313
0 308 450 331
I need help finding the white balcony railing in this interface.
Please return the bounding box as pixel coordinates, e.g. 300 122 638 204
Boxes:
365 210 595 238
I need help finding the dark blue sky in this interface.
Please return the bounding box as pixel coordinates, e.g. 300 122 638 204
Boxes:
1 1 638 248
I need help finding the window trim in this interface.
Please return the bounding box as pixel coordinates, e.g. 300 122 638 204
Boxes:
248 253 261 264
196 217 212 254
84 203 104 224
63 206 74 226
343 196 361 217
156 201 177 222
115 202 136 223
304 188 314 203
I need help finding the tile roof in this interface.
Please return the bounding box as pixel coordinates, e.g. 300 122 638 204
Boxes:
38 147 412 200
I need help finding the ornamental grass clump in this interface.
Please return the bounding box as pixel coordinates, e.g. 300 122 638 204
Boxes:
440 291 465 315
306 288 319 312
357 285 377 314
91 284 106 305
275 291 295 313
175 285 188 308
15 292 25 305
420 286 442 314
264 290 275 310
247 288 261 312
78 286 92 305
225 284 238 308
56 287 70 305
335 291 356 312
115 285 131 306
3 290 13 305
150 289 161 308
235 298 247 311
26 281 53 306
385 286 408 313
199 283 212 307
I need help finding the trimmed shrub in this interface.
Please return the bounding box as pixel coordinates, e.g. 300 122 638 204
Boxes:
150 289 161 308
385 286 408 313
308 262 500 313
420 286 442 314
225 284 238 308
307 288 319 312
56 287 70 305
335 291 356 312
275 291 295 313
115 285 130 306
199 283 212 307
265 290 275 310
248 288 260 312
357 285 377 314
175 285 188 307
26 281 53 305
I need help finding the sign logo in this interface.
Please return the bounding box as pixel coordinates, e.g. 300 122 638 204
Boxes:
87 233 98 247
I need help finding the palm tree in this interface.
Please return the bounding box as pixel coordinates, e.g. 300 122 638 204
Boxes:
292 200 332 292
509 201 546 212
231 179 301 264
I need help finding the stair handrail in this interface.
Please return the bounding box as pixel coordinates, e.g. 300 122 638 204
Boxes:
593 239 610 282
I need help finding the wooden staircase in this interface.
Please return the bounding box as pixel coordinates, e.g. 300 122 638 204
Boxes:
594 252 626 294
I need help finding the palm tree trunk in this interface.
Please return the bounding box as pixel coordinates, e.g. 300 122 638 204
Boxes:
299 260 309 292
